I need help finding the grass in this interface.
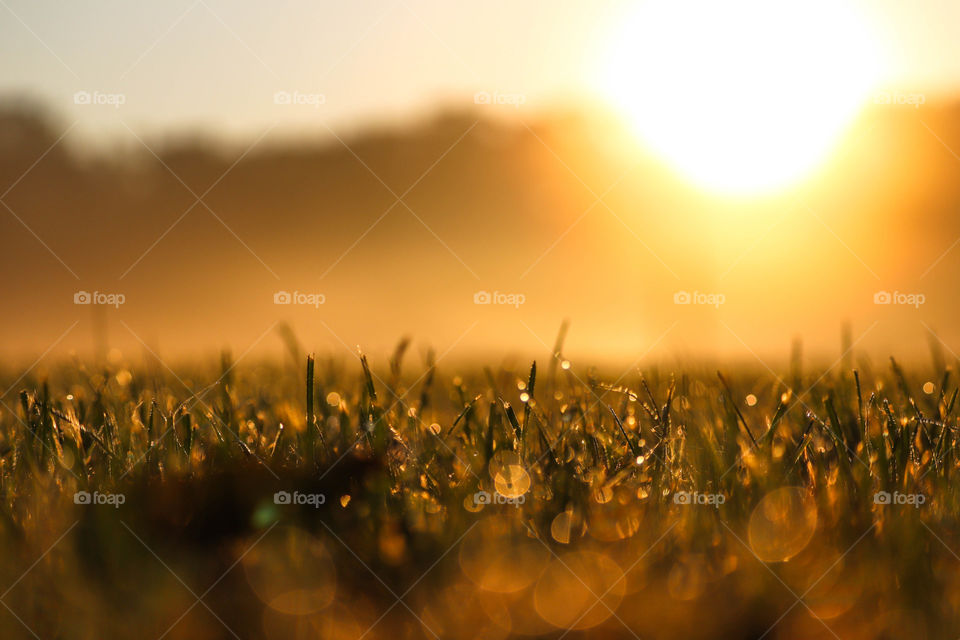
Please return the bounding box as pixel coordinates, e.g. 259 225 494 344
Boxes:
0 343 958 639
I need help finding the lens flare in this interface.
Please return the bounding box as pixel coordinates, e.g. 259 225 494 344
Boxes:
747 487 818 562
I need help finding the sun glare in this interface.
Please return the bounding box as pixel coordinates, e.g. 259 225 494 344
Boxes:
599 0 882 193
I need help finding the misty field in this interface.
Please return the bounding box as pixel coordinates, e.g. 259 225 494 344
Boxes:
1 342 958 639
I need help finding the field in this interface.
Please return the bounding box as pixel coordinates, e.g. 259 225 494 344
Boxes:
1 343 958 640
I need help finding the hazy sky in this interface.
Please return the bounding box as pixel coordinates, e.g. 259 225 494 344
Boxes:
3 1 960 364
2 0 959 143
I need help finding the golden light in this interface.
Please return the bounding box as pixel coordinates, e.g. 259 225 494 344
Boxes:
598 0 882 193
747 487 818 562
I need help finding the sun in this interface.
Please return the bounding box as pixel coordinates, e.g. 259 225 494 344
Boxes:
598 0 882 193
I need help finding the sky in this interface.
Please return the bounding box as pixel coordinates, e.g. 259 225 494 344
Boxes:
3 0 960 366
2 0 959 144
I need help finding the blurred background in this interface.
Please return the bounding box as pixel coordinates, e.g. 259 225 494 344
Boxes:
1 0 959 367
